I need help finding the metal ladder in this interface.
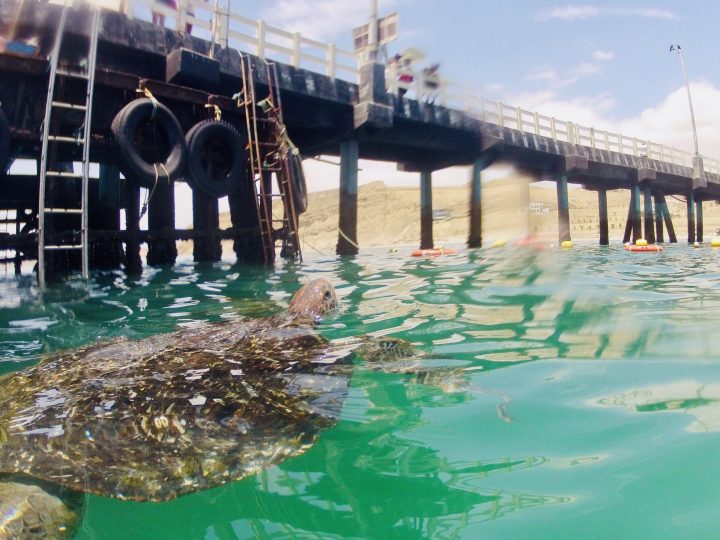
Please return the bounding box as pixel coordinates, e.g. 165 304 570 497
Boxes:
37 2 100 285
238 55 302 263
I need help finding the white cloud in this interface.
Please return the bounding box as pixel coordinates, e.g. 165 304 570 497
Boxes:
618 82 720 155
526 61 601 88
538 5 599 21
484 83 505 96
505 90 617 127
538 4 677 21
593 50 614 61
503 81 720 160
259 0 395 41
527 67 558 83
628 8 676 20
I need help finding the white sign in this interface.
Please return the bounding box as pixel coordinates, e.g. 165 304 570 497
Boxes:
353 12 399 53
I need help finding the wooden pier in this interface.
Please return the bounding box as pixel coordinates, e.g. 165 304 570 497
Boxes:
1 0 719 281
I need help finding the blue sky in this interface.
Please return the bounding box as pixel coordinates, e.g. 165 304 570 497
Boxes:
217 1 720 192
232 1 719 140
29 1 720 221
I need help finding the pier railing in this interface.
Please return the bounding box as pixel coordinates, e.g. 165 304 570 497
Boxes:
115 0 358 80
71 0 720 175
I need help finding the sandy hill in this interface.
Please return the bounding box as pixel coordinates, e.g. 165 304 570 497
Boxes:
208 178 720 253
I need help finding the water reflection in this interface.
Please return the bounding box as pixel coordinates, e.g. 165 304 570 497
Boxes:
155 372 567 540
5 246 720 538
595 381 720 432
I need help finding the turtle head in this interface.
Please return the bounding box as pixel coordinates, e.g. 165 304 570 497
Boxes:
288 278 338 323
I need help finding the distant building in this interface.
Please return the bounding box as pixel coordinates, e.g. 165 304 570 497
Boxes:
529 202 549 215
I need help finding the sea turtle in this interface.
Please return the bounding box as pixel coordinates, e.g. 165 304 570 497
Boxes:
0 278 464 539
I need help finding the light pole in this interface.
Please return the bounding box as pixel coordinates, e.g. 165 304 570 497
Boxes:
670 44 699 157
368 0 379 63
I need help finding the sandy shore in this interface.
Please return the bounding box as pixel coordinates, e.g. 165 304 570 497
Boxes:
179 178 720 256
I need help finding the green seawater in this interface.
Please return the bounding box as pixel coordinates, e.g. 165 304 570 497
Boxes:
3 244 720 539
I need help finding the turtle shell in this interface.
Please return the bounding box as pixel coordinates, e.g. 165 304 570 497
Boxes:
0 317 353 502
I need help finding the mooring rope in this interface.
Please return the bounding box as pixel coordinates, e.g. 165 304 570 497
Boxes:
337 226 359 249
136 163 170 227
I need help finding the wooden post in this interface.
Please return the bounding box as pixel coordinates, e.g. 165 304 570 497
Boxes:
229 171 265 264
124 181 142 274
336 140 359 255
622 193 634 244
659 195 677 243
654 193 665 243
687 191 696 243
556 175 570 243
420 170 433 249
192 190 221 262
262 170 273 223
90 164 123 269
147 178 177 266
643 186 655 244
631 183 642 243
468 158 483 248
598 188 609 245
696 200 704 242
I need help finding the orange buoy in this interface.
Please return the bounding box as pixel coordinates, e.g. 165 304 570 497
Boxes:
624 244 663 253
411 247 458 257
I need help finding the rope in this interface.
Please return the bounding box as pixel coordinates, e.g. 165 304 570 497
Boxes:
139 87 159 120
301 237 330 257
205 103 222 121
137 163 170 226
337 226 359 249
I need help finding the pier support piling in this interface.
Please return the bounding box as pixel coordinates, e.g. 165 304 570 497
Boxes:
598 188 609 245
623 196 633 244
336 140 359 255
654 193 665 243
687 191 696 244
556 175 570 243
147 178 177 266
123 181 142 274
696 200 703 242
229 173 264 264
643 186 655 244
468 158 484 248
90 164 123 269
660 195 677 243
420 170 433 249
631 184 642 243
192 190 221 262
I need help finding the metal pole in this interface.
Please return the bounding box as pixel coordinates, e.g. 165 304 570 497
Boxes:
673 46 700 156
368 0 378 62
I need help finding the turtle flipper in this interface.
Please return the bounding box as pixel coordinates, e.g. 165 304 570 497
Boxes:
351 336 418 367
0 477 83 539
351 337 476 393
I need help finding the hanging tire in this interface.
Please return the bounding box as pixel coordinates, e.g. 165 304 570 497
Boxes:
111 98 187 188
185 119 248 198
0 108 10 174
287 150 308 214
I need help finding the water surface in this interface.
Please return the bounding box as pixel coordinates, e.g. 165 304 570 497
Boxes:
2 244 720 539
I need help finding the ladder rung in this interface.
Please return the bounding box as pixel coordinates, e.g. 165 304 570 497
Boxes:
46 171 83 178
56 68 89 79
47 135 85 144
45 244 83 251
44 208 83 214
52 101 88 111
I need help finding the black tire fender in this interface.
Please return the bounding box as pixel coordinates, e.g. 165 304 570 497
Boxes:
111 98 187 188
185 119 248 198
0 107 10 174
288 150 308 214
